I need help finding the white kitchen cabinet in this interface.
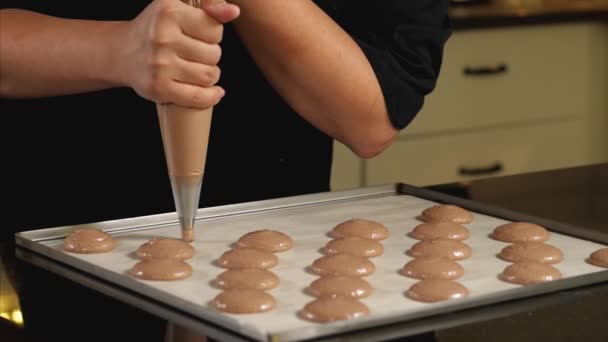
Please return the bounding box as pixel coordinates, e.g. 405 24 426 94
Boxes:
331 22 608 190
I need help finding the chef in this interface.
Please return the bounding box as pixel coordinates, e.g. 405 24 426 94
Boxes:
1 0 451 341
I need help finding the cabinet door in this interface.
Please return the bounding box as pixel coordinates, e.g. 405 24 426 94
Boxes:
405 22 602 135
331 142 362 191
365 119 589 186
331 22 608 191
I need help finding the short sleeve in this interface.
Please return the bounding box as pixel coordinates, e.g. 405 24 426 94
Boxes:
334 1 452 129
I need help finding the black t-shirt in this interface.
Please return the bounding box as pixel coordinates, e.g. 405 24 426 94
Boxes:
1 0 451 236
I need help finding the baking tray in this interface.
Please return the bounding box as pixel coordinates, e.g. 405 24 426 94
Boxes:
15 184 608 342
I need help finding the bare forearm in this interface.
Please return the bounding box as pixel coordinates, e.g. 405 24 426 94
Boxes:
0 9 126 98
230 0 396 157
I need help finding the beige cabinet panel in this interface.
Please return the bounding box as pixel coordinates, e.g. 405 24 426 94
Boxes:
405 22 605 135
330 22 608 191
586 23 608 162
366 119 589 187
330 142 361 191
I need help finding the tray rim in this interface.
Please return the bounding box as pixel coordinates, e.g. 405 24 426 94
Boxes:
15 184 397 244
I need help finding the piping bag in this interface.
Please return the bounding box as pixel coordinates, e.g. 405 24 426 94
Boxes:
157 103 210 242
157 0 223 242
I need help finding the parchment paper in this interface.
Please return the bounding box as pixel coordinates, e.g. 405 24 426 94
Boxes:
30 194 608 341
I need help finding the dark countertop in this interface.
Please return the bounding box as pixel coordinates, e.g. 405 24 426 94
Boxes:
449 0 608 29
1 163 607 342
430 163 608 342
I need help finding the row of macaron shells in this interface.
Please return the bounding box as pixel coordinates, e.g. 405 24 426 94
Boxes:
403 204 574 298
402 205 473 302
493 222 608 280
129 238 196 280
493 222 563 284
299 219 390 323
487 215 608 281
209 230 294 314
405 204 608 292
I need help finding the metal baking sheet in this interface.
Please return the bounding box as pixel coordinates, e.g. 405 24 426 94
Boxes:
15 184 608 342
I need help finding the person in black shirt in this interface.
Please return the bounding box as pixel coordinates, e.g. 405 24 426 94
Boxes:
1 1 451 341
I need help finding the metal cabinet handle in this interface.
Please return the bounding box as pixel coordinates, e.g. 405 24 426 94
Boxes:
459 162 503 176
463 64 508 76
450 0 490 5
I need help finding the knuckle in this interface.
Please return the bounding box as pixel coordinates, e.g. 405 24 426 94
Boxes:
210 66 221 83
148 53 169 70
149 25 174 48
151 35 170 49
201 66 221 86
207 25 224 44
191 89 216 107
145 71 167 99
150 6 179 45
210 45 222 64
156 2 179 21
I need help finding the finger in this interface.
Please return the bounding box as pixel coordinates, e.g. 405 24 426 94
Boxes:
176 60 221 87
176 3 224 44
202 3 240 24
200 0 226 5
167 81 225 108
176 35 222 65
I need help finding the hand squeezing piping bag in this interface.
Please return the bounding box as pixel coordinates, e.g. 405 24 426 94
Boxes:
157 0 224 242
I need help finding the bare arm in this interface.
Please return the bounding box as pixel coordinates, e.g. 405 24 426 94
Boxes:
229 0 398 158
0 9 125 97
0 1 239 107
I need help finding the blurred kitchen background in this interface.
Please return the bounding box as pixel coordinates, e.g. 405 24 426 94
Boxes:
2 0 608 339
331 0 608 191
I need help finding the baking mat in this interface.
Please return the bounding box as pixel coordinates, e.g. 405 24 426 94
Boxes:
15 185 608 341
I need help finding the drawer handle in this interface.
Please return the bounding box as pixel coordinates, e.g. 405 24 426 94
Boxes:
459 162 503 176
463 64 508 76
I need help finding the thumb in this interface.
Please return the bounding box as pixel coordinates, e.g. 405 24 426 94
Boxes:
202 1 240 24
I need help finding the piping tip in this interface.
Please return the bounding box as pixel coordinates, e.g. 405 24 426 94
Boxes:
181 227 195 242
170 175 203 242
